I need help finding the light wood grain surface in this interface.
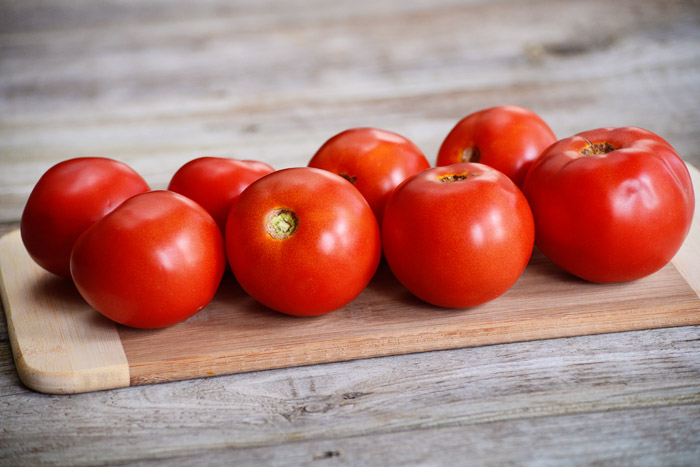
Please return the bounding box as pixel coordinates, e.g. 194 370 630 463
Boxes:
0 230 130 394
1 0 700 465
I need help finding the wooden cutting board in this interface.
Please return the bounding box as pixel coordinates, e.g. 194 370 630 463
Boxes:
2 166 700 395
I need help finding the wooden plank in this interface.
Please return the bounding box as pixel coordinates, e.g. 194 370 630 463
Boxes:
1 326 699 464
0 222 20 342
0 163 698 393
119 406 700 466
118 250 700 386
673 164 700 296
0 230 129 394
1 0 699 222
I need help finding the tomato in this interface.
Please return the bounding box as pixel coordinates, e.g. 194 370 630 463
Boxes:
168 157 274 232
226 167 381 316
382 163 534 308
436 105 556 187
21 157 150 278
308 127 430 225
522 127 694 283
70 190 225 329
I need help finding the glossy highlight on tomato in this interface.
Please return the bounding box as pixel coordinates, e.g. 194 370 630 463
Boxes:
522 126 695 283
168 157 274 232
436 105 556 187
382 163 535 308
21 157 150 278
70 190 225 329
226 167 381 316
308 127 430 225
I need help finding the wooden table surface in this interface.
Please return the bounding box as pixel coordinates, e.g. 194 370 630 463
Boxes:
2 0 700 465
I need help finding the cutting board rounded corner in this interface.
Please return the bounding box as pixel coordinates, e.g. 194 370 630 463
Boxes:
0 229 131 394
12 351 130 395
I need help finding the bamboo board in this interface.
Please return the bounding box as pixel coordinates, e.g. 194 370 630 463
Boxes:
2 166 700 394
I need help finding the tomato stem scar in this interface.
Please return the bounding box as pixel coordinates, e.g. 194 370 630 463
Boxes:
461 146 481 163
580 141 616 156
267 208 298 239
339 173 357 184
439 173 479 183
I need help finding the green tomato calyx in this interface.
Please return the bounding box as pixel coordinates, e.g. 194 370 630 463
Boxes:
267 208 299 239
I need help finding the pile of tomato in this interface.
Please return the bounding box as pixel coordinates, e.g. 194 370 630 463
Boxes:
20 106 695 329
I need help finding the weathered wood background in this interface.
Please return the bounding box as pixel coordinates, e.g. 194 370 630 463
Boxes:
2 0 700 222
2 0 700 464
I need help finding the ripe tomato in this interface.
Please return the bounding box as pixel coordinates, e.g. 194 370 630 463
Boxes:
21 157 150 278
70 190 225 329
436 105 556 187
522 127 694 283
168 157 274 232
382 163 534 308
308 127 430 225
226 167 381 316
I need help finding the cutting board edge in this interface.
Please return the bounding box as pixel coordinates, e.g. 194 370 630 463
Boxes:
671 163 700 299
127 305 700 387
0 229 130 394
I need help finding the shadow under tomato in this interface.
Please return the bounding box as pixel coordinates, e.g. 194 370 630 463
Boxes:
24 270 120 334
29 273 86 312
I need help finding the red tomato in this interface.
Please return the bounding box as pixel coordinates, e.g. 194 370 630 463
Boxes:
382 163 534 308
308 127 430 225
436 105 556 187
522 127 694 283
21 157 150 278
168 157 274 232
70 190 225 329
226 167 381 316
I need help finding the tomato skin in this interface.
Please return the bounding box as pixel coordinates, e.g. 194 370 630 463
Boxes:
382 163 534 308
70 190 225 329
522 127 695 283
226 167 381 316
436 105 556 187
21 157 150 278
168 157 274 232
308 127 430 225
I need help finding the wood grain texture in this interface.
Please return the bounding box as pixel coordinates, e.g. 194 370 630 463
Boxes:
0 225 13 344
673 164 700 297
1 326 699 465
126 406 700 466
0 230 129 394
1 0 699 222
119 249 700 386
